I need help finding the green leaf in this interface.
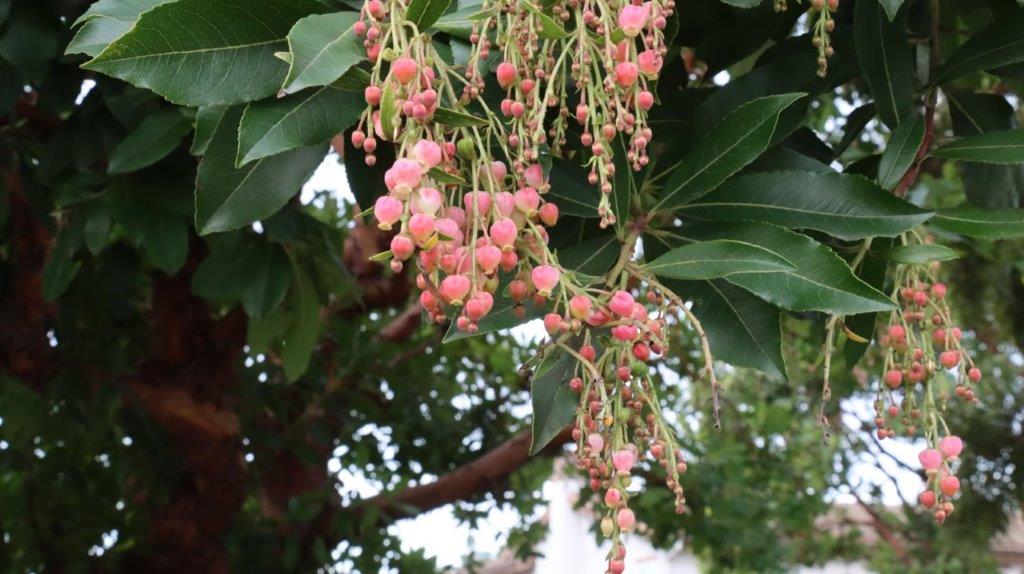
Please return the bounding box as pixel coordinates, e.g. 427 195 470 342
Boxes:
144 213 188 273
833 102 876 159
520 1 570 40
282 258 321 382
558 233 619 276
109 183 189 273
406 0 454 30
240 244 293 318
529 345 581 455
83 0 329 106
247 304 292 355
718 0 762 7
67 0 170 57
107 109 191 173
655 93 806 210
678 171 933 240
280 12 364 95
878 0 905 21
238 85 362 165
886 244 959 264
877 113 924 190
195 108 325 235
191 105 227 156
946 91 1024 208
432 106 489 127
854 0 913 129
545 161 602 218
744 146 832 174
665 278 786 379
932 11 1024 86
42 214 85 302
931 129 1024 165
930 206 1024 239
431 6 480 39
645 239 796 280
443 296 546 342
666 222 896 314
82 201 111 255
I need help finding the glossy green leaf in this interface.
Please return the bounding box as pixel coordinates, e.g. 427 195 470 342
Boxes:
280 12 364 95
107 109 190 173
932 12 1024 86
84 0 329 106
946 91 1024 208
558 233 620 276
144 213 188 273
520 1 570 40
406 0 454 30
82 202 111 255
42 214 84 302
854 0 913 129
195 108 325 235
678 170 933 240
744 146 832 174
191 105 227 156
886 244 959 264
931 129 1024 164
67 0 169 57
666 222 896 314
432 107 489 127
529 345 581 455
240 244 293 318
719 0 762 7
665 278 787 379
546 161 601 218
877 113 924 190
655 93 806 210
646 239 796 280
443 296 546 342
930 207 1024 239
833 102 876 158
238 84 362 165
282 259 321 382
431 6 480 39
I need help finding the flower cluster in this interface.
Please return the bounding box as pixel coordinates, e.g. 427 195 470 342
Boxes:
917 435 963 523
773 0 838 77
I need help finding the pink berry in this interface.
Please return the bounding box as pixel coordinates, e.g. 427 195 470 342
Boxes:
496 62 517 89
931 283 947 299
940 350 960 369
632 342 650 362
580 345 597 362
609 290 636 317
569 295 593 320
967 367 981 382
918 448 942 471
939 436 963 459
940 475 960 497
364 85 382 106
509 280 528 302
884 369 903 389
637 90 655 111
392 56 418 85
919 490 936 508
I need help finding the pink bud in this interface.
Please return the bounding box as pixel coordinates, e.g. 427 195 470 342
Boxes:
440 274 472 305
569 295 592 320
524 163 546 188
446 206 466 227
615 62 639 88
940 350 960 369
587 432 604 453
408 213 435 243
464 191 492 217
637 49 662 75
604 488 622 507
494 192 516 217
420 290 438 311
618 3 650 37
373 196 403 230
544 313 563 335
616 507 636 530
434 218 463 244
919 490 936 508
490 218 518 251
637 90 655 111
609 290 635 317
496 62 517 89
939 436 963 459
940 475 960 497
514 187 541 215
476 245 502 275
412 139 442 168
491 161 508 181
391 235 414 260
500 250 518 272
612 448 636 474
411 187 443 216
385 159 423 199
531 265 560 297
611 325 638 342
392 56 418 85
919 448 942 471
365 85 382 106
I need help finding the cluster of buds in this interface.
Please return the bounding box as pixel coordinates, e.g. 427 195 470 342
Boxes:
465 0 675 227
773 0 838 77
917 435 963 523
873 261 980 441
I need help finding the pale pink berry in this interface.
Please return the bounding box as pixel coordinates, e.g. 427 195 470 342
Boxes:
373 196 403 230
514 187 541 215
919 448 943 471
490 218 518 251
615 62 639 88
884 369 902 388
412 139 442 168
494 192 516 217
612 325 638 341
968 367 982 382
408 213 435 243
392 56 418 85
609 560 625 574
931 283 947 299
476 245 502 275
538 202 559 226
365 85 382 106
411 187 443 216
616 507 636 531
544 313 563 335
384 158 423 199
940 475 960 497
569 294 592 320
612 448 637 474
496 62 517 89
637 49 662 75
609 290 635 317
604 488 622 507
367 0 385 18
939 436 963 459
440 274 471 305
637 90 655 111
464 191 492 217
618 2 650 37
940 350 960 369
524 163 545 188
391 234 414 260
587 432 605 453
531 265 560 297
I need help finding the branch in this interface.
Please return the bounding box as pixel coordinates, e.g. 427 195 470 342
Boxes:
849 489 911 566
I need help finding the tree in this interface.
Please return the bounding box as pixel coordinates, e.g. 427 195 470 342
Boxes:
1 0 1023 572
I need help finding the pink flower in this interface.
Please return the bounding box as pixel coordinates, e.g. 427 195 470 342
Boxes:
604 488 622 507
538 202 559 226
364 85 382 106
524 163 546 188
465 292 493 321
615 62 639 88
385 158 423 199
514 187 540 215
496 62 517 89
490 161 508 181
494 192 516 217
616 507 636 530
392 56 418 84
464 191 492 217
919 448 943 471
544 313 563 335
612 325 638 342
569 295 592 320
531 265 560 297
612 448 637 474
411 187 443 216
939 436 963 459
618 3 650 37
637 91 655 111
587 432 605 453
373 196 403 230
434 218 463 244
940 475 960 497
476 245 502 275
440 274 471 305
446 206 466 227
412 139 442 168
609 290 636 317
490 218 518 251
638 49 662 75
390 234 414 260
408 213 435 243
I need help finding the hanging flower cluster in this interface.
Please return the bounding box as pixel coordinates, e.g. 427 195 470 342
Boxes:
772 0 838 77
